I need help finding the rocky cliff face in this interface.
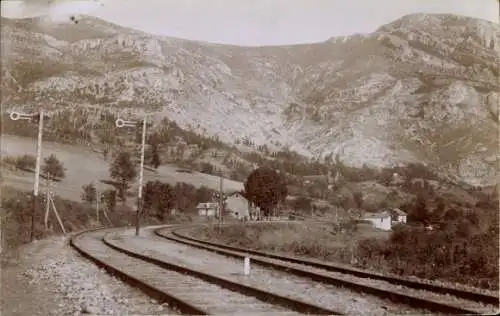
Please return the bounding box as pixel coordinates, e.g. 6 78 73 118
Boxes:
1 13 498 185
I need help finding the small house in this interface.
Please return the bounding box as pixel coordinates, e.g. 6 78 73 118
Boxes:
225 191 250 219
363 211 392 231
390 208 407 224
197 202 218 217
381 207 407 224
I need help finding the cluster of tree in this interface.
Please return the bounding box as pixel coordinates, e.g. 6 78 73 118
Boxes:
81 182 117 213
141 180 217 219
241 150 329 178
356 205 499 290
6 153 66 181
239 150 445 203
222 156 252 182
105 157 290 220
13 154 36 171
42 154 66 180
109 151 137 201
350 184 500 290
3 109 92 145
287 196 312 212
154 118 228 151
244 167 288 218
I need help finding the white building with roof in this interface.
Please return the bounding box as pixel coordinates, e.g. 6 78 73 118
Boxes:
197 202 217 217
225 190 250 219
363 211 392 231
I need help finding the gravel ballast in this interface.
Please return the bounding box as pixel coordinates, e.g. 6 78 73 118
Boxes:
110 228 425 315
1 235 176 316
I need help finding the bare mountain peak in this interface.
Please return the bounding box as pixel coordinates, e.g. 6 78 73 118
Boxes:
2 13 498 186
325 33 369 43
378 12 500 37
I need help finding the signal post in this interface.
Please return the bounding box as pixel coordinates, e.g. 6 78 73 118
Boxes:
9 110 46 242
115 117 148 236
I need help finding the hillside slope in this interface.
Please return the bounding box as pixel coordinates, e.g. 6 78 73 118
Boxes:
1 13 498 185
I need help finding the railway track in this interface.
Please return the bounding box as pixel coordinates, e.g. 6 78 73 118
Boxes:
154 224 499 315
70 227 340 315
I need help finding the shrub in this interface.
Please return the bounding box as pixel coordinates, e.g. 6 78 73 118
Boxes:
81 182 97 203
109 151 137 202
290 196 312 212
199 162 215 174
357 209 499 290
101 189 117 212
15 154 36 171
42 154 66 179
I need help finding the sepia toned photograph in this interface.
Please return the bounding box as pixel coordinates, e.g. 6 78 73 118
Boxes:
0 0 499 315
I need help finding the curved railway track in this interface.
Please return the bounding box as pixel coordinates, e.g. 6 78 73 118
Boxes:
71 227 340 315
155 224 499 315
70 224 498 315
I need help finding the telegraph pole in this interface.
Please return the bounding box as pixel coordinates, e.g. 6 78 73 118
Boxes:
0 208 3 254
115 116 148 236
218 176 224 234
9 110 45 242
96 182 100 224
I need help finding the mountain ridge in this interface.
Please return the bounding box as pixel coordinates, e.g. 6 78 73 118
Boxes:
1 13 499 186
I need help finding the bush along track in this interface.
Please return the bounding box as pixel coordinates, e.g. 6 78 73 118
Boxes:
154 225 499 314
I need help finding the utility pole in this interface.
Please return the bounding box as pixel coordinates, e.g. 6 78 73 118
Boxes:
218 176 224 234
115 116 148 236
96 182 100 224
9 111 45 242
0 208 3 254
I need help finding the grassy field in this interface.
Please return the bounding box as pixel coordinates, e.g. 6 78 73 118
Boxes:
188 221 390 263
0 184 220 250
188 217 499 290
2 135 243 203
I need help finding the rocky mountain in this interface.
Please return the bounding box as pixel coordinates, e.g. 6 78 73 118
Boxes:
1 13 499 186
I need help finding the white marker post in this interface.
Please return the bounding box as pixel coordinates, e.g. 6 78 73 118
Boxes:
10 111 45 242
244 257 251 276
115 116 148 236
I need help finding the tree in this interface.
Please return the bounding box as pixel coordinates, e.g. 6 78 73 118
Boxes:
143 180 161 212
244 167 288 218
103 147 109 160
173 182 198 212
291 196 312 212
81 182 97 203
143 180 175 219
109 151 137 201
353 191 364 209
42 154 66 179
150 144 161 169
101 189 117 212
408 193 430 225
196 185 213 203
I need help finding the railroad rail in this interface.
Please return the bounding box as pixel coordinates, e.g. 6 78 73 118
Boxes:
70 227 341 315
154 224 499 315
103 227 430 315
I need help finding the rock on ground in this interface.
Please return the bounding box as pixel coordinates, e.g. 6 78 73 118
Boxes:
1 235 176 315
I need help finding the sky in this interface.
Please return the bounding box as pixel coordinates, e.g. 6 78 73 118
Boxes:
1 0 499 46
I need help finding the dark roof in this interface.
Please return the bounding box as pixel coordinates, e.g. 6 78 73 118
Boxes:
383 208 407 216
196 202 217 208
225 190 247 198
364 211 391 219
